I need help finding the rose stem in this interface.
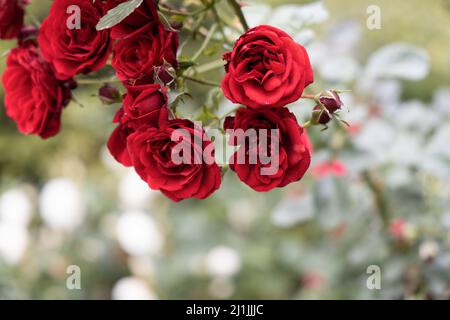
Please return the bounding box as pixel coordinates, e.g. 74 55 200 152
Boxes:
362 171 391 229
193 59 225 74
192 23 218 62
183 75 220 87
227 0 249 31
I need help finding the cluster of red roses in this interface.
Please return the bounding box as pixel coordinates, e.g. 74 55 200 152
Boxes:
221 25 314 192
1 0 316 202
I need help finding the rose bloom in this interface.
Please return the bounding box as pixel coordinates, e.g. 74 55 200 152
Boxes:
0 0 29 39
127 120 222 202
108 84 168 166
38 0 112 80
224 107 311 192
107 0 160 39
2 43 73 139
112 23 178 85
222 25 313 109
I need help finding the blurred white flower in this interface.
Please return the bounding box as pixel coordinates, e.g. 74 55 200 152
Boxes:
272 193 314 228
354 119 395 161
206 246 241 277
371 80 402 110
112 277 157 300
242 4 271 28
425 124 450 159
326 20 362 55
242 1 328 40
293 29 316 45
385 165 413 189
118 170 156 210
396 101 439 133
39 178 85 230
419 241 439 262
0 222 28 265
116 211 163 256
442 213 450 231
0 187 33 226
363 43 430 81
318 55 360 82
387 133 423 166
433 88 450 117
268 2 329 35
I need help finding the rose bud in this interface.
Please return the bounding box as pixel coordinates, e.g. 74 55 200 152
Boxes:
312 105 331 125
154 61 177 85
18 25 38 46
99 83 121 105
318 90 343 114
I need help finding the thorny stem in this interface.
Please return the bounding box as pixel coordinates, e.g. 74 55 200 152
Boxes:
192 23 218 62
227 0 249 31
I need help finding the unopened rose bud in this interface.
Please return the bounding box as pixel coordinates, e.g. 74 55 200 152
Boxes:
154 60 177 85
312 105 331 125
18 26 38 46
318 90 343 114
99 83 121 105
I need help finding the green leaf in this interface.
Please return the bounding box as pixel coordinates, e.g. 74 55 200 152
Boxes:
96 0 143 31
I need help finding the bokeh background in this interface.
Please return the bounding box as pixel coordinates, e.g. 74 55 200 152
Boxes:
1 0 450 299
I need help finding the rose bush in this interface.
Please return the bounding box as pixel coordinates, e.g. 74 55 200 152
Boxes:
222 25 314 109
0 1 347 202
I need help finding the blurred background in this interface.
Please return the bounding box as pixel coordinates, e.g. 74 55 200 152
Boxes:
1 0 450 299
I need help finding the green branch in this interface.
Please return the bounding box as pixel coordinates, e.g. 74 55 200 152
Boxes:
227 0 249 31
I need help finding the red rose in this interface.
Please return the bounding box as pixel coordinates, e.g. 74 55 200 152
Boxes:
127 120 222 202
0 0 29 39
224 107 311 191
108 0 160 39
112 23 178 85
38 0 112 80
2 43 73 139
222 25 313 109
108 84 168 166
